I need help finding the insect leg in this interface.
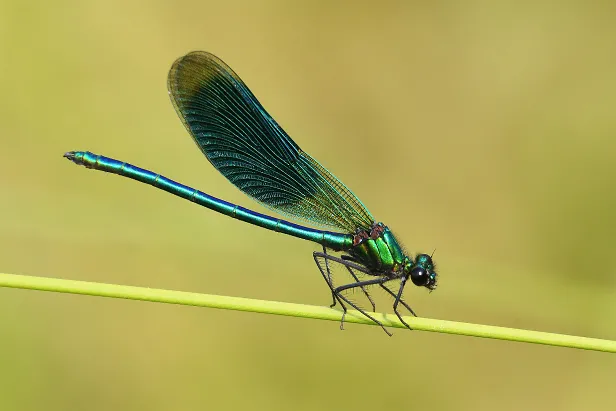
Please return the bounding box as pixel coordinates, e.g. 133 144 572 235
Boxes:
379 282 417 317
320 246 338 307
316 252 377 313
392 277 412 330
313 250 348 327
333 277 392 336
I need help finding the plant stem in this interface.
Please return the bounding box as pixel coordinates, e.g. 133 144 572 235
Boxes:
0 272 613 352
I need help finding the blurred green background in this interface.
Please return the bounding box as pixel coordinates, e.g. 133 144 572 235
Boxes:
1 1 615 410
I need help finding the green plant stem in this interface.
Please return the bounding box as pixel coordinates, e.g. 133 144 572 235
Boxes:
0 272 614 352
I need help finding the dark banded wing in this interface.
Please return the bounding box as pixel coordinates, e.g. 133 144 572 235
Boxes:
167 51 374 232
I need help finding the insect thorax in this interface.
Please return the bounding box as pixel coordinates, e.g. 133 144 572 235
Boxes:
349 222 408 275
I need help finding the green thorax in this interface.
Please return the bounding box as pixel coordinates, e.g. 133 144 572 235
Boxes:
349 222 408 274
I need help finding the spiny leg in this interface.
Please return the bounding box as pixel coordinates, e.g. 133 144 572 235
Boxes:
322 253 372 272
392 277 412 330
315 252 413 334
318 248 374 312
320 246 337 308
314 252 378 328
333 277 392 336
379 282 417 317
340 257 376 312
341 256 414 317
313 251 348 328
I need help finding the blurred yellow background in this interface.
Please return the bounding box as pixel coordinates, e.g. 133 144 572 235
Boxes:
1 1 615 410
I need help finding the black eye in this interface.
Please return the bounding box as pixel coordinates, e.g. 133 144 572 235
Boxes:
410 266 428 286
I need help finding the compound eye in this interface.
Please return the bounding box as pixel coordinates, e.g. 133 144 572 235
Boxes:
410 266 428 286
415 254 433 268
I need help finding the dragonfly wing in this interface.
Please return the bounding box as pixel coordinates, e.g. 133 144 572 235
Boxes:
167 51 374 232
